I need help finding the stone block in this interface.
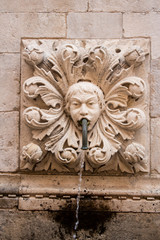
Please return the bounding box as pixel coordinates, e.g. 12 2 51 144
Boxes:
0 54 20 111
151 118 160 174
0 0 88 13
89 0 160 12
0 13 66 52
123 13 152 37
151 59 160 117
67 13 122 38
19 197 160 212
19 197 68 211
0 197 18 209
123 12 160 59
0 112 19 172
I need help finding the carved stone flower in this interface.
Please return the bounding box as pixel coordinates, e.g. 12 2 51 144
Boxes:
87 147 110 168
124 142 145 164
23 41 44 66
21 143 43 164
124 46 146 67
128 82 144 99
123 142 148 173
55 148 78 167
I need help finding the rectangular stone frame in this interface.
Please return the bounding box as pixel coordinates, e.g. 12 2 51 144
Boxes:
14 38 160 211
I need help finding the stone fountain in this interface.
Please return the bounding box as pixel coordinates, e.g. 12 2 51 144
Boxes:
19 39 151 215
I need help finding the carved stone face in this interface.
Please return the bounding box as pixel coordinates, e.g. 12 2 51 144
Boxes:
66 82 104 131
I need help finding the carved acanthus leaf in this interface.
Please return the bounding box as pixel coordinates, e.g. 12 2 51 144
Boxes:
23 76 63 109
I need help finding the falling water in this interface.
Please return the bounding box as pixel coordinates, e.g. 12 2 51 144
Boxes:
73 151 85 239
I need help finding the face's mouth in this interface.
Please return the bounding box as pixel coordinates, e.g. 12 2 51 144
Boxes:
77 118 90 127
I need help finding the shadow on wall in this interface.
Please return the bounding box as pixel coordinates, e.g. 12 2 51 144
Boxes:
55 210 114 232
55 210 115 240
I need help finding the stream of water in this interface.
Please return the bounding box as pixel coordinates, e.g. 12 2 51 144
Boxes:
73 151 85 239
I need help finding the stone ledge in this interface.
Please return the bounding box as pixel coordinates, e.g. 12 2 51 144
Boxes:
0 174 160 211
1 174 160 197
19 175 160 197
0 174 20 194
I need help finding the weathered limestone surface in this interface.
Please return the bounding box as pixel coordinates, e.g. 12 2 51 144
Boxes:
151 118 160 174
0 0 88 13
0 13 66 52
89 0 160 12
0 54 20 111
0 210 160 240
0 112 19 172
123 12 160 59
151 59 160 117
0 0 160 238
67 13 122 38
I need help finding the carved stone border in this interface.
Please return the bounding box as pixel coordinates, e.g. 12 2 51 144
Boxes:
0 174 160 212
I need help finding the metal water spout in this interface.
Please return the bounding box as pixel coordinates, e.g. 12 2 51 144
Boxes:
81 118 88 150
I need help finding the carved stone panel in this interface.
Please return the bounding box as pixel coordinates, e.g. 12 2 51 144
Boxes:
20 39 150 174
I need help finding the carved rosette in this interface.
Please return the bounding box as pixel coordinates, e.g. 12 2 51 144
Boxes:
21 39 149 174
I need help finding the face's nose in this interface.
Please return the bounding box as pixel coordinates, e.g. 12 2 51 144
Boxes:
80 103 88 116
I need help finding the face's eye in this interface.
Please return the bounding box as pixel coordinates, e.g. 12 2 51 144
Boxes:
87 101 96 106
89 101 94 105
71 101 80 107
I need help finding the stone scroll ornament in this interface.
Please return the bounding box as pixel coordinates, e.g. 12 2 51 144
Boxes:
21 40 149 174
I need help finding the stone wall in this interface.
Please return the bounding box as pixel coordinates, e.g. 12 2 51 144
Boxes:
0 0 160 239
